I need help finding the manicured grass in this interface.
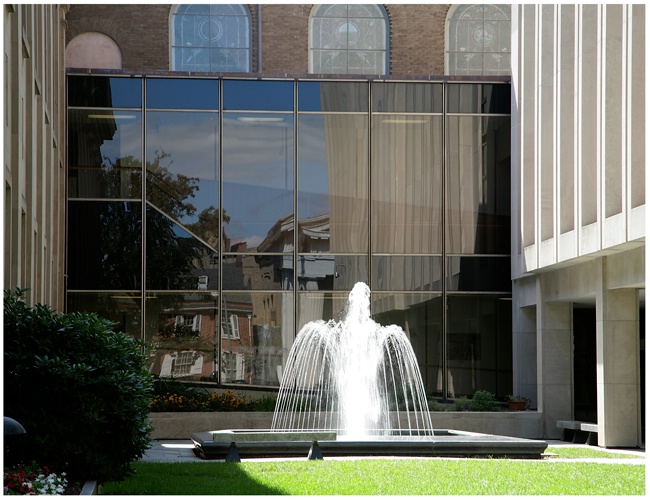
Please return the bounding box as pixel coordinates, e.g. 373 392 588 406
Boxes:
545 446 644 460
100 458 645 496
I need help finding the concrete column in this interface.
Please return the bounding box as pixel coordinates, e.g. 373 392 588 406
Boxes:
537 286 573 439
596 280 641 447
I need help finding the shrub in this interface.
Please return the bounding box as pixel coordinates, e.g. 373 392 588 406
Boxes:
3 288 153 483
150 383 278 413
469 390 500 411
150 390 245 412
251 395 278 412
448 396 472 411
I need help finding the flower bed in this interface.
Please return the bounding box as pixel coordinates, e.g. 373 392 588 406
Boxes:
151 390 249 412
4 462 69 495
150 385 277 413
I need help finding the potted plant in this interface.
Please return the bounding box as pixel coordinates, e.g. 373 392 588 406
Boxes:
506 395 530 411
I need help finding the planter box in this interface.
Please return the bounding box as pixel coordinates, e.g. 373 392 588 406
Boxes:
149 411 543 440
431 411 542 439
508 401 528 411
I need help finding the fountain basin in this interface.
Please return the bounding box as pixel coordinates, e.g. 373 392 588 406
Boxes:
191 429 548 460
211 430 337 442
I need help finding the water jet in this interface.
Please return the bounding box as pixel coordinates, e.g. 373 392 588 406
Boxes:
191 283 547 459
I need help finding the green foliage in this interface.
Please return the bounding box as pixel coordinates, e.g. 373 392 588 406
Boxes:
151 389 246 412
150 379 277 412
448 396 472 411
469 390 501 411
3 288 154 483
250 395 278 412
427 398 447 411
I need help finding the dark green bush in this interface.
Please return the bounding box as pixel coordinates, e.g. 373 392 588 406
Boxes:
251 395 278 412
3 288 153 483
469 389 501 411
150 379 278 412
448 396 472 411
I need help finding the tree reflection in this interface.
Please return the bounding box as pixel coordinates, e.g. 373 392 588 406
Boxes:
146 150 199 220
88 150 226 290
145 150 223 289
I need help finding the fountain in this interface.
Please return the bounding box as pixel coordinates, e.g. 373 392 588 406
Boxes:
272 282 433 439
191 283 548 460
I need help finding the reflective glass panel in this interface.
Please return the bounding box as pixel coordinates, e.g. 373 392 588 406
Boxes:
371 292 443 397
447 256 511 292
371 115 443 253
372 82 443 113
297 254 368 292
222 291 294 386
298 113 368 253
223 254 292 291
447 84 510 114
223 80 294 111
146 111 219 230
146 79 219 110
446 295 512 398
145 292 220 381
146 203 219 291
67 76 142 108
297 291 352 331
446 116 511 254
372 256 443 291
68 110 142 199
67 292 142 338
222 113 294 251
298 81 369 112
67 201 141 290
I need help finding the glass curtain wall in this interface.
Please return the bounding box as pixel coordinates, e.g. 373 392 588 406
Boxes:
66 75 511 398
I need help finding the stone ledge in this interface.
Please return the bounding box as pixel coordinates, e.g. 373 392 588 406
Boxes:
80 480 99 495
149 411 544 440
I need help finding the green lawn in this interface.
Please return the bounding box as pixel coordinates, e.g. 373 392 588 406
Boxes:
100 456 645 496
545 446 643 460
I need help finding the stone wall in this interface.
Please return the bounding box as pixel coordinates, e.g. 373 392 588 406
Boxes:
149 411 543 440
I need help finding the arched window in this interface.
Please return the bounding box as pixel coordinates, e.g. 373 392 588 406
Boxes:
171 4 251 72
447 4 511 76
310 4 389 75
66 32 122 69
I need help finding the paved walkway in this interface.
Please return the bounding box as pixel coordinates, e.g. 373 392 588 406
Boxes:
139 439 645 464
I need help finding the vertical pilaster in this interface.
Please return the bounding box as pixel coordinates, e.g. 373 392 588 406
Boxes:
537 281 573 438
596 260 641 447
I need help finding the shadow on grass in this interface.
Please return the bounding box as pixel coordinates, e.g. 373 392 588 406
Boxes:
100 462 287 495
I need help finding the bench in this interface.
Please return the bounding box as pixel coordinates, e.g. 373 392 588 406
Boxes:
556 420 598 445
